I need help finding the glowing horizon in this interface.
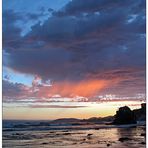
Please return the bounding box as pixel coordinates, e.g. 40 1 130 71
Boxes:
3 100 145 120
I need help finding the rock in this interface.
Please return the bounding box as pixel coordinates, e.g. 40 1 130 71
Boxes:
118 137 132 142
141 133 146 136
87 134 92 139
42 142 48 145
63 130 69 132
50 131 55 133
107 143 111 147
73 142 77 145
133 103 146 121
87 134 93 136
63 132 71 135
95 128 100 130
140 142 146 145
113 106 137 124
13 133 23 136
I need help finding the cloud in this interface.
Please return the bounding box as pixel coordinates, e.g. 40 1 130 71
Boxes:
2 0 146 101
3 67 145 102
2 80 30 100
2 77 119 100
34 79 119 98
53 0 133 16
2 10 22 50
29 105 87 108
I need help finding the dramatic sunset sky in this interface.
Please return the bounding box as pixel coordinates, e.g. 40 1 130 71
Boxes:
3 0 146 120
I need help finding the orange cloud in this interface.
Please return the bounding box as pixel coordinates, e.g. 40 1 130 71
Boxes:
36 78 121 98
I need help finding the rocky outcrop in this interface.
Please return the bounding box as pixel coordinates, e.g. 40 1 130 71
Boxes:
113 103 146 125
113 106 137 124
133 103 146 121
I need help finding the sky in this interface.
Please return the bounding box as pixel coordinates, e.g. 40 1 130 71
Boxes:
2 0 146 120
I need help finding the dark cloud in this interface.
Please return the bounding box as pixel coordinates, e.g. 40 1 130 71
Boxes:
2 10 22 49
3 0 146 99
2 80 30 100
54 0 145 16
3 9 51 50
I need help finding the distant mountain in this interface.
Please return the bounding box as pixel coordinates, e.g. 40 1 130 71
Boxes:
50 103 146 125
50 118 81 124
50 116 114 125
82 116 114 123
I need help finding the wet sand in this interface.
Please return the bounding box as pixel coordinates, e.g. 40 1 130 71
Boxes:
3 126 146 148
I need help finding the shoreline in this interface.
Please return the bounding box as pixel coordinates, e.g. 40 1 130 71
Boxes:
3 121 146 132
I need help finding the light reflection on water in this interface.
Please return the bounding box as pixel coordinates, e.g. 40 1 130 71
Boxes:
3 126 146 148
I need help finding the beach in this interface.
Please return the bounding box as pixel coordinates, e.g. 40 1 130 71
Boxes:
3 121 146 148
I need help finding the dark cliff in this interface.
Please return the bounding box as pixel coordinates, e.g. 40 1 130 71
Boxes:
133 103 146 121
113 103 146 125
